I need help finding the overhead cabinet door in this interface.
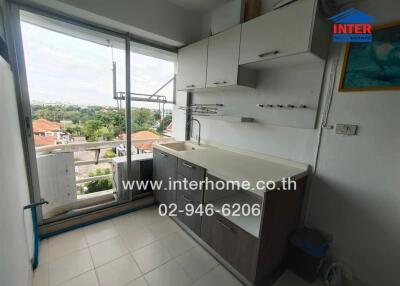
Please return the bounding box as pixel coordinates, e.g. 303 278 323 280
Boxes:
206 25 241 88
239 0 316 65
177 38 208 90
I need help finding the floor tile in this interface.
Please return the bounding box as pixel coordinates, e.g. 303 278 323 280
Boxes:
32 264 49 286
83 220 119 246
133 207 166 225
89 236 129 267
58 270 99 286
147 218 180 239
112 212 148 233
49 248 93 286
120 226 157 252
96 254 142 286
192 265 242 286
125 276 148 286
160 231 197 257
144 260 191 286
176 246 219 281
48 229 88 261
132 240 173 273
273 270 324 286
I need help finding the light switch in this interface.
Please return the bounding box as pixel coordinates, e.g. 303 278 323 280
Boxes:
335 124 358 136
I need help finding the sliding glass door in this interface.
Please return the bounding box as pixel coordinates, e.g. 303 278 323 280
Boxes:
7 3 177 224
11 7 132 223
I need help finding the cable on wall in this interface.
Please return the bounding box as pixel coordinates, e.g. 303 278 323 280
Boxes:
303 44 342 224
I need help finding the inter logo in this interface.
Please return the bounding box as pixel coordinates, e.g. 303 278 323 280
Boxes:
329 8 374 43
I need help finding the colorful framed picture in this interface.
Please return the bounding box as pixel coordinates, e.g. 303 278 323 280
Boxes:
339 21 400 92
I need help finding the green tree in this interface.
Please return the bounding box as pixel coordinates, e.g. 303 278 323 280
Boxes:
84 168 112 193
132 108 156 131
83 120 104 141
154 110 161 120
65 124 83 136
157 115 172 132
104 149 116 158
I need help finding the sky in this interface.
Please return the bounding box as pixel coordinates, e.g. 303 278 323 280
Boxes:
20 21 175 110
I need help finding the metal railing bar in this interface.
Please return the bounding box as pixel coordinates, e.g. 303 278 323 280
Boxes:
35 137 171 153
75 158 113 166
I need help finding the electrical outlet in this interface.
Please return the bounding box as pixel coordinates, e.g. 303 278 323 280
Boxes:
335 124 358 136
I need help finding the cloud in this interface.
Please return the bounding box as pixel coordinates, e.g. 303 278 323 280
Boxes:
21 22 175 108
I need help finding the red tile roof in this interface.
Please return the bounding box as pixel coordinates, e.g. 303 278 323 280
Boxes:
120 131 161 151
34 135 57 147
32 119 62 133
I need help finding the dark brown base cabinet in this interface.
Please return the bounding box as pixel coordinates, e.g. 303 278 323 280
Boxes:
176 158 205 236
201 213 259 281
153 148 178 205
153 148 307 285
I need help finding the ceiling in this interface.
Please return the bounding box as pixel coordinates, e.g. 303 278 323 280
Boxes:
167 0 231 13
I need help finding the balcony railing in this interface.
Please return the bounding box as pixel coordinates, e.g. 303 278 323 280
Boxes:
36 137 172 193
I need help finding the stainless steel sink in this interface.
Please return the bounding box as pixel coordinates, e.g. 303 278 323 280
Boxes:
159 141 206 152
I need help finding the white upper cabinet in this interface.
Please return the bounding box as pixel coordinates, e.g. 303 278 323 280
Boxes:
177 38 208 91
239 0 326 66
178 26 255 91
177 0 327 91
206 26 241 88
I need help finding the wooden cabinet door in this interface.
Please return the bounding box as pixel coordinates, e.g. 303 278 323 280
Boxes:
201 212 259 282
206 26 241 88
176 191 202 236
212 214 241 266
153 149 177 205
177 159 205 203
239 0 315 65
177 38 208 90
236 229 259 282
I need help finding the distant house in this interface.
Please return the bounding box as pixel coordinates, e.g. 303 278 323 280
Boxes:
32 118 63 146
119 130 161 153
34 135 58 147
32 118 62 137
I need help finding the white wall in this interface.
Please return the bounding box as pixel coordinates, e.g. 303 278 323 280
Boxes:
0 56 34 286
29 0 203 47
183 0 400 285
306 1 400 285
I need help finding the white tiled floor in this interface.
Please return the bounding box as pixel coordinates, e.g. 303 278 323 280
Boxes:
33 206 320 286
33 207 240 286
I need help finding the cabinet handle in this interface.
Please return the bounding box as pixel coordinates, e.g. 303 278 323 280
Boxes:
183 195 193 204
213 81 227 85
258 50 280 58
186 84 195 88
217 219 233 231
182 162 194 169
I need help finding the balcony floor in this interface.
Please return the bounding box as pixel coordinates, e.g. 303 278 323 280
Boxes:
32 206 322 286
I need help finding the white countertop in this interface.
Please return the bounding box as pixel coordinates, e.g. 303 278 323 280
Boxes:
154 142 308 198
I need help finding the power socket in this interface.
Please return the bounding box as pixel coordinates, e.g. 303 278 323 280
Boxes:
335 124 358 136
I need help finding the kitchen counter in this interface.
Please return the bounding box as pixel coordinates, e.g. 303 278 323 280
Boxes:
154 142 308 197
212 191 263 237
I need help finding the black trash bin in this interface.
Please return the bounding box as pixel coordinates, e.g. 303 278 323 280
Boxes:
288 227 329 282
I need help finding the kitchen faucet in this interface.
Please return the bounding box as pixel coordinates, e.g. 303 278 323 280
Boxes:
188 118 201 145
